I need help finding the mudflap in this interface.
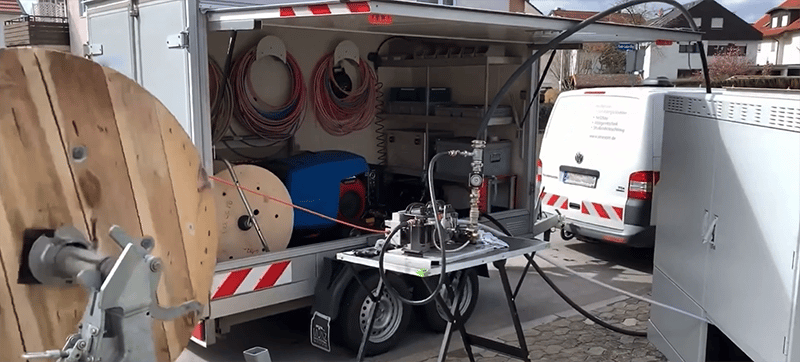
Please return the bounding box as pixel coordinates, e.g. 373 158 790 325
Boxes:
310 257 358 351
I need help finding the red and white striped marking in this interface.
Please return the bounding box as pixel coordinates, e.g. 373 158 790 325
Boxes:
191 321 206 346
581 201 623 222
540 191 568 210
277 2 371 18
210 261 292 300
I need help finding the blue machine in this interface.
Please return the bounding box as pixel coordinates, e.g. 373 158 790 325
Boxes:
266 151 369 232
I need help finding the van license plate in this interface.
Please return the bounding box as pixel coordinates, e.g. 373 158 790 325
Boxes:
562 172 597 188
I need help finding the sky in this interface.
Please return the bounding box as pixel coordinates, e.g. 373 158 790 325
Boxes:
529 0 784 23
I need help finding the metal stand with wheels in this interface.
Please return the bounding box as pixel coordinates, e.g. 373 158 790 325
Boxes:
339 236 547 362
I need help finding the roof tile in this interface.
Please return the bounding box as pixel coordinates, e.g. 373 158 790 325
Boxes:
550 9 646 25
0 0 22 15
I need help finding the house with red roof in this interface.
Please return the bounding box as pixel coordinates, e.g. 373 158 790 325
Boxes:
754 0 800 75
0 0 23 48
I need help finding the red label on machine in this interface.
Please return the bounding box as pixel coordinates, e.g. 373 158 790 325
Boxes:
210 261 292 300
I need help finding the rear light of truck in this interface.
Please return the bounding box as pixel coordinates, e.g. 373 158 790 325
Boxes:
537 159 542 182
628 171 660 200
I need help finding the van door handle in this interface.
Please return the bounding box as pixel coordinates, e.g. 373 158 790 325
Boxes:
569 202 580 210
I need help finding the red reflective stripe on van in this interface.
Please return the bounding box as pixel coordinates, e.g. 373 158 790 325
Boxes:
613 207 623 220
279 7 295 16
309 4 332 14
561 200 569 209
581 203 589 214
593 203 610 219
547 195 559 206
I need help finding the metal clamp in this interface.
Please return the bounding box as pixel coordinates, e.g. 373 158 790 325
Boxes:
23 225 202 362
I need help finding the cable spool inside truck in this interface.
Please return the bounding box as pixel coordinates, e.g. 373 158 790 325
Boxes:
231 36 307 141
310 48 379 136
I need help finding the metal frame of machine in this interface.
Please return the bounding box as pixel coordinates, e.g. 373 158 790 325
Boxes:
82 0 703 350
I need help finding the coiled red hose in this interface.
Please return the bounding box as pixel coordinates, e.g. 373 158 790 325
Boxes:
209 57 233 144
310 53 378 136
232 47 307 141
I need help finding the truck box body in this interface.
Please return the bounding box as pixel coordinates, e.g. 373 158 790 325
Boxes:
84 0 703 348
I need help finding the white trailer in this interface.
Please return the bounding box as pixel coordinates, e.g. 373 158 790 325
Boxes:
83 0 701 354
650 88 800 362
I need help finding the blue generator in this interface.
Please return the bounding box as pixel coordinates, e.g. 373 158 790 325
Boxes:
265 151 369 233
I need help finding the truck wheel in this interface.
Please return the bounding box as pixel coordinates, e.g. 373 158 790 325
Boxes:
339 272 411 356
416 270 479 333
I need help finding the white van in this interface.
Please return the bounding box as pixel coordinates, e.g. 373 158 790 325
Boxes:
539 86 702 247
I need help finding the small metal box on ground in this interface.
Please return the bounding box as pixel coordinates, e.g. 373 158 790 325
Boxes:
386 129 453 174
434 137 512 181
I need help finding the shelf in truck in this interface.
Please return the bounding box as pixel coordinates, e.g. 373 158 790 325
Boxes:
381 114 514 126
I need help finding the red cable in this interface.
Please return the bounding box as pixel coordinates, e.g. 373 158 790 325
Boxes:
232 47 307 141
310 53 378 136
208 175 387 235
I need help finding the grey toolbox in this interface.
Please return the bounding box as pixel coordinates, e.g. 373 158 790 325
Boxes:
387 128 454 174
434 137 512 181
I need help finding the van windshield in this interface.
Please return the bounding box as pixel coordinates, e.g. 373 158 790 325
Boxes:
545 95 645 152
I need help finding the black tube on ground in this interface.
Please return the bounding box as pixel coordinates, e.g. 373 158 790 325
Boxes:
480 213 647 337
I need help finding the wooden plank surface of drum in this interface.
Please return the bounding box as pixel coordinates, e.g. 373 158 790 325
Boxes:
0 48 217 362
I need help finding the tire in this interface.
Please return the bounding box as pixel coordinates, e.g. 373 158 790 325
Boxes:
415 269 479 333
338 272 412 356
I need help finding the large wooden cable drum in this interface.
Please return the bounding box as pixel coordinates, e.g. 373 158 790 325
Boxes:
0 48 217 361
214 164 294 260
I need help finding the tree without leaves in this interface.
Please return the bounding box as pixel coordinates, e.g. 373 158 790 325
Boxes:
698 46 757 82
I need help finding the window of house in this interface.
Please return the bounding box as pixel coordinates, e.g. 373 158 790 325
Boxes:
693 18 702 27
679 44 700 53
783 15 790 27
677 69 699 78
772 16 780 28
707 44 747 56
772 41 777 51
711 18 724 28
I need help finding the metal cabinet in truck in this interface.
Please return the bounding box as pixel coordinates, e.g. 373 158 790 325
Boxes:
83 0 702 356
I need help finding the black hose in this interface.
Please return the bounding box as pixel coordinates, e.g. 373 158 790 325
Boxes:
480 213 646 337
519 49 557 129
476 0 710 139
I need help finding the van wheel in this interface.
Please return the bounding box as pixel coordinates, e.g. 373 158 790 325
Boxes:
415 270 479 333
339 272 411 356
560 228 575 241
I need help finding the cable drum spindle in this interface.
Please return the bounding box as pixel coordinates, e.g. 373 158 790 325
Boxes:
209 58 233 144
232 46 307 141
311 53 379 136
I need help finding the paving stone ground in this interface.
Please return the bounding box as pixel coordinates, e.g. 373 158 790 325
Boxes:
419 297 666 362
